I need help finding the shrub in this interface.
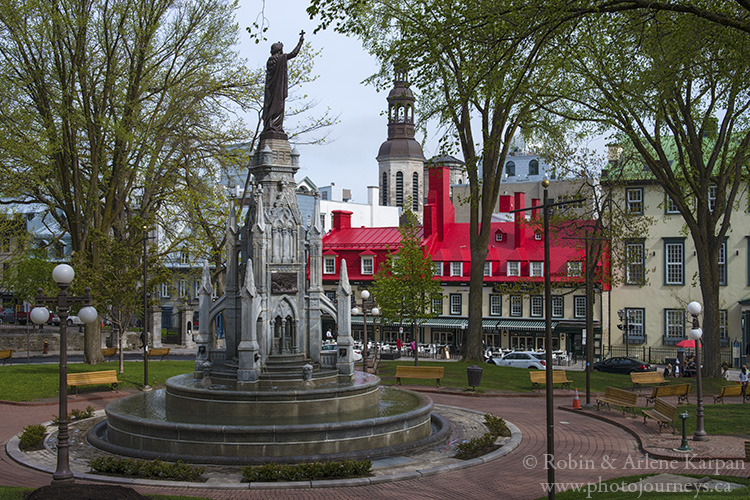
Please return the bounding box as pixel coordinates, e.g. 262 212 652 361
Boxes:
454 433 498 460
71 405 96 420
19 424 47 450
241 459 372 482
89 457 206 482
484 414 510 437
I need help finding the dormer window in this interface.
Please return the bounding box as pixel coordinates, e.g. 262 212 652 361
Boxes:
450 262 463 276
567 261 582 277
484 262 492 277
534 231 542 241
361 255 374 275
506 161 516 177
323 256 336 274
495 230 504 242
530 262 543 277
507 261 520 277
180 249 189 265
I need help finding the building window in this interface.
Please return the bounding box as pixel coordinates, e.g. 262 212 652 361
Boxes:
719 309 728 346
484 261 492 277
324 290 337 304
664 308 685 342
529 159 539 176
178 279 188 298
567 261 582 277
361 256 374 275
626 188 643 214
382 172 388 206
625 240 645 285
708 184 717 212
534 232 542 241
194 280 201 298
507 261 520 277
574 296 586 318
664 238 685 285
510 295 522 316
530 295 543 317
625 308 645 339
506 161 515 177
161 283 170 298
434 262 443 276
551 296 563 318
451 261 462 276
495 231 504 242
432 296 443 315
412 172 419 211
530 261 543 277
180 249 189 265
665 193 679 214
323 256 336 275
490 294 502 316
449 294 462 315
396 171 404 207
718 239 727 286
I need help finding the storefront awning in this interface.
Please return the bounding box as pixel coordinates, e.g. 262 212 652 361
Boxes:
482 319 559 332
348 316 468 329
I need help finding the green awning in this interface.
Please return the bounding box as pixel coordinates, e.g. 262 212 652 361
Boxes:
348 316 467 329
481 319 559 332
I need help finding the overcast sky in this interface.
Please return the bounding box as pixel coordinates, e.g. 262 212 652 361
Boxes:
237 1 441 203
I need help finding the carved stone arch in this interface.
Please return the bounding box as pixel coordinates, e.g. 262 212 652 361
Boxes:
271 295 298 354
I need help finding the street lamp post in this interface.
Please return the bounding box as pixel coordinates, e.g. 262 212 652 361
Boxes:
352 290 379 372
687 301 707 441
617 309 633 358
142 226 152 391
30 264 98 485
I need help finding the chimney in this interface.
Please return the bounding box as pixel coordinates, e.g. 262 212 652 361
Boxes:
426 166 455 241
532 198 541 219
514 192 526 248
498 195 514 213
367 186 379 206
331 210 353 231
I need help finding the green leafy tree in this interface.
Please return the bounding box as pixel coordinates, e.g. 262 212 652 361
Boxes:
309 0 574 361
372 210 442 366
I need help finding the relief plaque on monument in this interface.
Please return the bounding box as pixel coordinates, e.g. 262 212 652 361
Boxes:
271 272 298 294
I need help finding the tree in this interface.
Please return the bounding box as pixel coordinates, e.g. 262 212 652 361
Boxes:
309 0 573 362
372 210 442 365
557 10 750 376
0 0 259 363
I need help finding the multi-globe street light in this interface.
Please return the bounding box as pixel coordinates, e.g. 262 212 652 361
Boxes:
30 264 98 485
687 301 707 441
351 289 379 372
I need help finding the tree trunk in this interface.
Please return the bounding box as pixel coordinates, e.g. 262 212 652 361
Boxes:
83 322 104 365
694 237 721 378
465 245 489 362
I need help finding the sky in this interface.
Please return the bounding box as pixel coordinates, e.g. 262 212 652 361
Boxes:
236 1 437 203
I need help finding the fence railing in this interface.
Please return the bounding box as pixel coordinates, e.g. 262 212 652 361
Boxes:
606 345 732 365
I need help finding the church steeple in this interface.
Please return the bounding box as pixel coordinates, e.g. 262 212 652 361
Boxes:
377 66 425 218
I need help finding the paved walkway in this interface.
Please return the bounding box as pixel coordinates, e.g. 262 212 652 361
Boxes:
2 388 748 499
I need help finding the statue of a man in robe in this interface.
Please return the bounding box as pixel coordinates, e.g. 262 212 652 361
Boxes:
263 31 305 136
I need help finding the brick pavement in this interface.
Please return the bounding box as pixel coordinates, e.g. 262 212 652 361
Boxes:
1 389 747 500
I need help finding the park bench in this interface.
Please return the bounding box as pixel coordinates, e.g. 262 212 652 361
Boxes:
67 370 119 394
101 347 117 361
147 347 170 360
745 441 750 462
595 386 638 416
395 365 444 387
645 383 691 405
630 371 668 390
713 384 749 403
642 398 677 433
0 349 12 365
530 370 572 390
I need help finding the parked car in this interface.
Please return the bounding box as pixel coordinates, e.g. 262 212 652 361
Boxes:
0 308 15 324
50 314 84 327
592 356 653 374
321 343 363 362
490 351 547 369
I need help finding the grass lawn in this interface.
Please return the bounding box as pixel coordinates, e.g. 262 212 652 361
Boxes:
536 474 750 499
377 360 735 397
0 361 194 401
0 488 213 500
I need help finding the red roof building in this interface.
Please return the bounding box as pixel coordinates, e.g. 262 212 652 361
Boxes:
322 165 604 358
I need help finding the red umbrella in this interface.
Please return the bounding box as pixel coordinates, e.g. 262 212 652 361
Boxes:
676 339 700 348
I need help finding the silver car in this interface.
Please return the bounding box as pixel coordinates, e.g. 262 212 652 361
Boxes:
490 351 547 369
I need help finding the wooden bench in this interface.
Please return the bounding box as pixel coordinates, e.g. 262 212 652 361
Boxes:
713 384 749 403
147 347 170 360
67 370 119 394
530 370 572 390
101 347 117 361
745 441 750 462
630 371 668 389
645 383 691 405
395 366 444 387
642 398 677 433
596 386 639 416
0 349 12 366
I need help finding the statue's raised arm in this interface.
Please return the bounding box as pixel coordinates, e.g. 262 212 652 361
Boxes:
262 31 305 137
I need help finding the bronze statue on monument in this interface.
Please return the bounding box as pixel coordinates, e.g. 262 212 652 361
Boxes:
262 31 305 138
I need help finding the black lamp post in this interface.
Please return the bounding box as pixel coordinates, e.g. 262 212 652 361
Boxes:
687 301 707 441
30 264 98 485
352 290 379 372
617 309 632 358
142 226 152 391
